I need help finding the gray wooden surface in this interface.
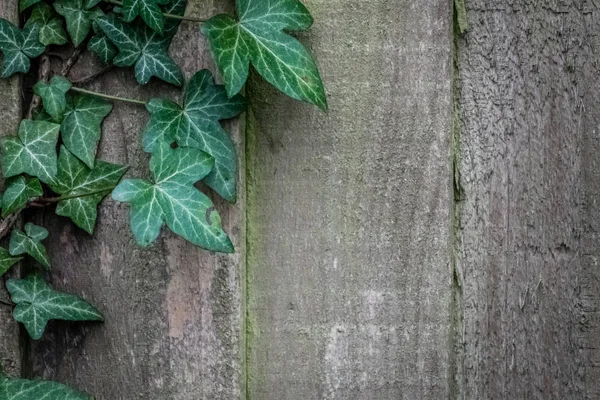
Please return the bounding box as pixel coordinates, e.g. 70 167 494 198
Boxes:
2 0 600 399
245 0 453 398
0 0 22 380
455 1 600 399
22 1 246 399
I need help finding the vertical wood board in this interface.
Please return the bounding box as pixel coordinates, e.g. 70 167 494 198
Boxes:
23 1 245 399
0 0 22 380
456 1 600 398
246 0 454 399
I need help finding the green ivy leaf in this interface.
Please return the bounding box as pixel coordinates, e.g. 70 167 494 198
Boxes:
1 375 94 400
32 109 53 122
2 120 60 184
54 0 104 47
88 21 117 64
112 143 233 252
0 248 22 278
6 274 103 340
61 93 113 168
2 176 43 217
96 15 184 86
24 3 68 46
162 0 186 38
202 0 327 109
143 70 247 202
88 34 117 64
85 0 103 7
122 0 170 34
9 223 51 268
0 19 45 78
50 146 127 234
33 76 72 122
20 0 43 11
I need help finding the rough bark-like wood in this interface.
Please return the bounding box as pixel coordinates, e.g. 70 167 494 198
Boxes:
0 0 22 379
455 1 600 398
23 2 245 399
245 1 453 398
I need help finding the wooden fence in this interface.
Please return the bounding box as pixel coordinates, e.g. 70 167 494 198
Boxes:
1 0 599 399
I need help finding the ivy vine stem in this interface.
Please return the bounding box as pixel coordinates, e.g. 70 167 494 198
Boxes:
0 299 15 308
37 188 121 204
103 0 208 23
71 66 114 84
70 87 147 106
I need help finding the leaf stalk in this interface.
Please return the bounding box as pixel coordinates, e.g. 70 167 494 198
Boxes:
37 188 117 204
70 87 147 106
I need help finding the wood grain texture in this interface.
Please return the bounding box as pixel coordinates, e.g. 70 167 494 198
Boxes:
23 1 246 399
245 0 453 398
455 1 600 398
0 0 22 379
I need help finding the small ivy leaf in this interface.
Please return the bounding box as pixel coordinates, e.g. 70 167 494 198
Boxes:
0 19 45 78
88 34 117 64
112 143 234 252
0 248 22 278
2 176 43 217
202 0 327 109
54 0 104 47
9 223 51 268
2 120 60 184
6 274 104 340
33 76 72 122
143 70 247 202
162 0 187 38
122 0 170 34
96 15 184 86
24 3 68 46
88 21 118 64
1 376 94 400
20 0 43 11
61 93 113 168
50 146 127 234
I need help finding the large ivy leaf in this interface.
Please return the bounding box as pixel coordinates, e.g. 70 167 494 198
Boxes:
9 223 50 269
25 3 68 46
0 375 93 400
54 0 104 47
0 19 45 78
6 274 104 340
112 143 233 252
122 0 170 34
96 15 184 86
2 120 60 184
0 248 21 278
2 176 43 217
143 70 247 202
33 76 72 122
202 0 327 109
61 93 113 168
50 146 127 234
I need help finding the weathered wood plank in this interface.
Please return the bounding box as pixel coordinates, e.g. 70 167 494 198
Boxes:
0 0 22 379
246 0 453 398
23 1 245 399
456 1 600 398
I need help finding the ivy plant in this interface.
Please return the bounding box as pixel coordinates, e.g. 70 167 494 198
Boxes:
0 0 326 397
